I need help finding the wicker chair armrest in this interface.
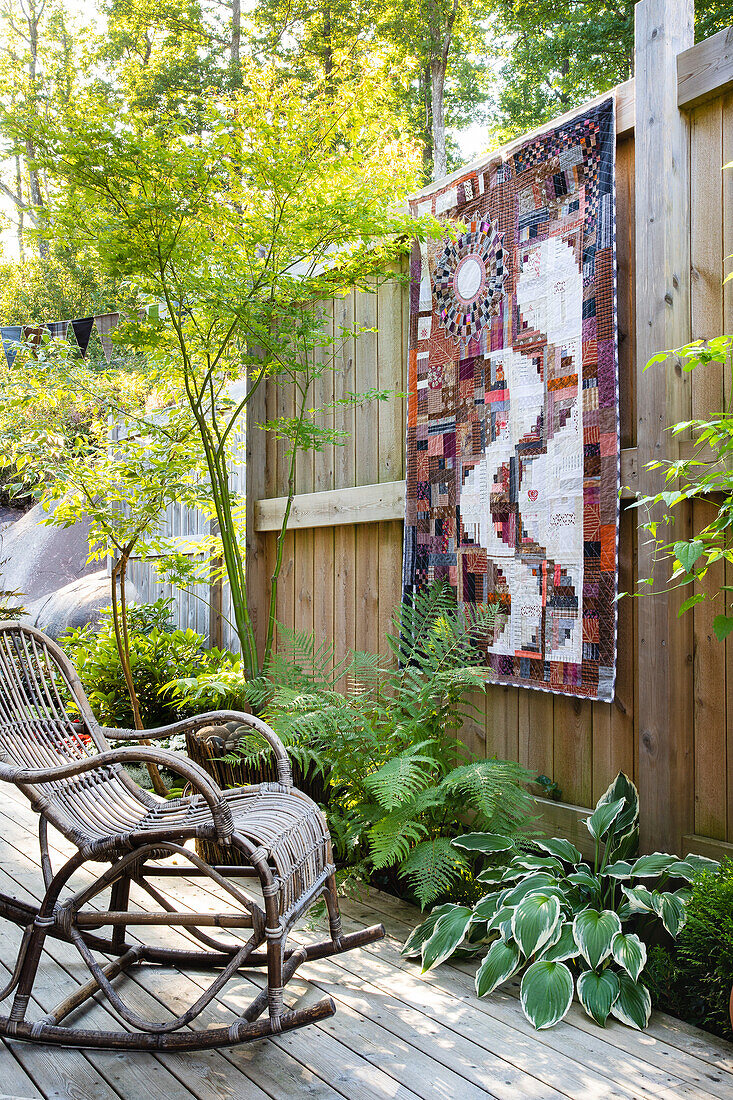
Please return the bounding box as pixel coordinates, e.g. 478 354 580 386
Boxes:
0 747 235 841
102 711 293 787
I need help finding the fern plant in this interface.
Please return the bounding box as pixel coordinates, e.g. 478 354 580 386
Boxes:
174 583 536 907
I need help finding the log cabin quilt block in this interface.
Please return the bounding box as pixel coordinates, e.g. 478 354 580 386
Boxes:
403 97 618 702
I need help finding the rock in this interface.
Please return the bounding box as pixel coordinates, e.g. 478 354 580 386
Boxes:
0 501 95 604
24 570 139 640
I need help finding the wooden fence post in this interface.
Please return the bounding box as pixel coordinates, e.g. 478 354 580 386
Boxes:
634 0 694 853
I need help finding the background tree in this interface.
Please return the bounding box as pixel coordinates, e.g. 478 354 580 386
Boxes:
0 0 84 256
6 64 428 677
251 0 493 181
491 0 733 140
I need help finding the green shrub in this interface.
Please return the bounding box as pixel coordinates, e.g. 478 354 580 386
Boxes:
403 773 719 1031
171 582 537 908
61 600 244 728
646 859 733 1040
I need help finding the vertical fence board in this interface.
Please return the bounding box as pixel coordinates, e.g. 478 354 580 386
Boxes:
355 283 381 656
722 92 733 844
520 693 554 784
485 685 520 764
690 99 727 839
553 697 593 809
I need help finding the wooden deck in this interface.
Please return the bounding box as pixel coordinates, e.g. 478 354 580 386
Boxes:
0 787 732 1100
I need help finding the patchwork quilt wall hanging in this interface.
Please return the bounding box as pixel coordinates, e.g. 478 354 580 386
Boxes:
402 97 618 703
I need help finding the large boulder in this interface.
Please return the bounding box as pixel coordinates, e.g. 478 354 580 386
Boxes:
0 501 95 604
0 504 138 639
24 570 138 640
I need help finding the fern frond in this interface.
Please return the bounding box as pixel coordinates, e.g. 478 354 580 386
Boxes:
362 740 437 809
441 759 537 836
368 818 428 868
399 837 470 908
365 787 446 868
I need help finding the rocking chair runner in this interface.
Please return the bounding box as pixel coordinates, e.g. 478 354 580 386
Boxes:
0 623 384 1050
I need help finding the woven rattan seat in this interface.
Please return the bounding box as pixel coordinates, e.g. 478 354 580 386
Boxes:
0 623 383 1051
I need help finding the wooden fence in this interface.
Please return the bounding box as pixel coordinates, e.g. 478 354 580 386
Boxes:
240 0 733 861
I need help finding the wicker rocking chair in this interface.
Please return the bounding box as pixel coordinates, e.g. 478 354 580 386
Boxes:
0 623 384 1050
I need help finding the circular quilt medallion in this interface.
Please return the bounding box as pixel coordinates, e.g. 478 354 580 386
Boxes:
433 220 505 343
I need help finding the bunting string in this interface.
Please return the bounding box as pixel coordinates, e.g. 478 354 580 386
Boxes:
0 304 160 369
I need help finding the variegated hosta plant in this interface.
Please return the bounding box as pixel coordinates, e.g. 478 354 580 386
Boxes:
402 773 719 1031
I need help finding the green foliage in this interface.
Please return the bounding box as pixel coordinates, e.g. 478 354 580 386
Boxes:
4 58 430 677
171 582 536 907
490 1 733 142
404 772 720 1030
646 859 733 1040
61 601 241 728
630 335 733 636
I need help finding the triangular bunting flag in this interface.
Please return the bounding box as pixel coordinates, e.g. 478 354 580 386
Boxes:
94 312 120 362
0 326 22 369
70 317 94 357
45 320 70 341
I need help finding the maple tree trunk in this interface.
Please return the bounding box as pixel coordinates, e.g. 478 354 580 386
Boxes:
430 59 447 180
231 0 241 68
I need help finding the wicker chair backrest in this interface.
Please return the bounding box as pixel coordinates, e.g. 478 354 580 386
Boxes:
0 622 107 769
0 624 160 847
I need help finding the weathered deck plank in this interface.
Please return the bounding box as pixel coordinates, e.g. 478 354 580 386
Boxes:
1 787 732 1100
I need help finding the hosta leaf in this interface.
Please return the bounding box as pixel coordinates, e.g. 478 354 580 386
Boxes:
651 889 689 937
502 873 562 906
534 838 583 864
621 884 656 914
664 859 698 882
493 866 527 883
520 960 574 1029
511 893 561 958
476 866 507 886
586 798 625 842
573 908 621 969
475 939 521 998
511 855 565 874
680 853 720 875
471 894 500 923
568 869 602 896
577 968 620 1026
604 860 633 880
610 973 652 1030
466 920 490 945
401 904 458 958
596 773 639 841
610 825 640 863
611 931 647 982
486 905 515 941
452 833 515 854
629 853 678 878
540 922 579 963
421 906 473 973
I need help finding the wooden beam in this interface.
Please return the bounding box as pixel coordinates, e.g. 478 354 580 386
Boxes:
682 833 733 862
256 451 641 533
254 480 406 531
615 78 636 139
634 0 694 854
534 797 596 860
678 24 733 110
